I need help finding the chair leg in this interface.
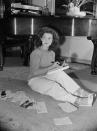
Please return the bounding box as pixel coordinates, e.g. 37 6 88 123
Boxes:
0 44 3 71
23 35 35 66
22 44 30 66
21 40 31 66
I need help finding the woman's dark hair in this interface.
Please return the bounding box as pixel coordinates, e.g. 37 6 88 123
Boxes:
34 27 60 51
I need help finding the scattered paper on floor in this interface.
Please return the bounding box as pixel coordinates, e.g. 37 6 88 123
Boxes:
54 117 72 125
36 101 48 113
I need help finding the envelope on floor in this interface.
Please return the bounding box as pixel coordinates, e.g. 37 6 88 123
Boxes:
36 101 48 113
54 117 72 125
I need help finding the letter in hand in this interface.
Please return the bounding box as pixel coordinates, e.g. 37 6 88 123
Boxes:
61 60 69 67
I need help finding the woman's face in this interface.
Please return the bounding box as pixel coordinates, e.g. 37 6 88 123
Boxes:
41 33 53 50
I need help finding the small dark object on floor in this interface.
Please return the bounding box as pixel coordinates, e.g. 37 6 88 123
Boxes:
20 100 34 108
1 91 6 98
91 70 97 75
0 66 3 71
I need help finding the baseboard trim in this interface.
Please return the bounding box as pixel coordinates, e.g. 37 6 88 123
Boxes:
61 56 91 65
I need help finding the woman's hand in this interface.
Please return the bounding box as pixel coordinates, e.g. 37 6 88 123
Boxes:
62 60 69 67
51 61 60 69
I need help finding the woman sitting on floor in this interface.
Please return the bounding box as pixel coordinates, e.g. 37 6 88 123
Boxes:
28 27 96 107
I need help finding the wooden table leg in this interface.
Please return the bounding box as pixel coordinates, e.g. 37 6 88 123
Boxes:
91 40 97 75
23 35 35 66
0 43 3 71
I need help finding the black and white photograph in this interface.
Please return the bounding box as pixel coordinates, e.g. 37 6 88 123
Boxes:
0 0 97 131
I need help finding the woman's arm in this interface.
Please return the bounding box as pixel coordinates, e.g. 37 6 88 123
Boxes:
34 62 59 76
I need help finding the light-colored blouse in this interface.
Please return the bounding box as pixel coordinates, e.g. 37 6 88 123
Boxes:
28 48 55 79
